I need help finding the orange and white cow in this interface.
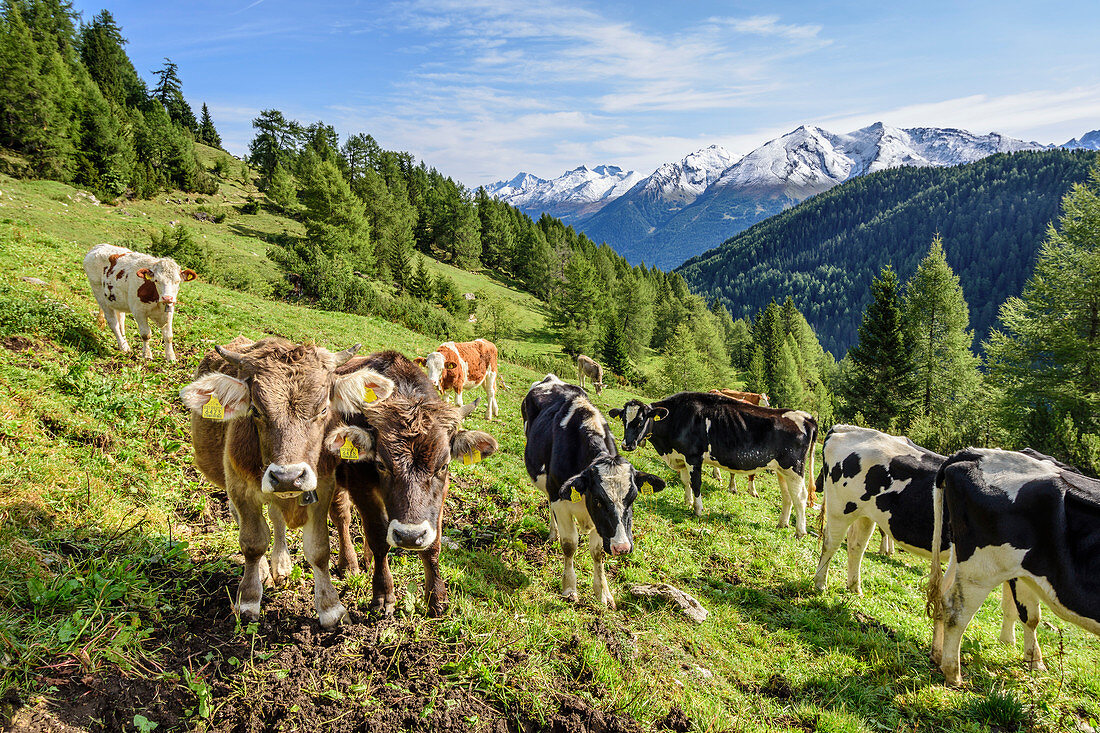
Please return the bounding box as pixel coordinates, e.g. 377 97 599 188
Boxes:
84 243 197 361
414 339 503 420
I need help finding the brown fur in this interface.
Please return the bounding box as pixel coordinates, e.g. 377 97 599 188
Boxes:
437 339 497 395
137 278 159 304
711 388 768 405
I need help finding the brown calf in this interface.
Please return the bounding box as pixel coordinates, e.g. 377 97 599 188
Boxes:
577 354 606 395
326 351 497 617
181 337 395 627
414 338 504 419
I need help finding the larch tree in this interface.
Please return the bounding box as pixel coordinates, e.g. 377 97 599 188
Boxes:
986 166 1100 470
903 234 980 418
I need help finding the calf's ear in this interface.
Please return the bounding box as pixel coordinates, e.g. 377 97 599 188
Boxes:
444 361 458 370
136 267 153 281
633 470 666 493
652 407 670 421
451 430 498 463
559 472 588 503
180 372 250 420
413 356 427 367
181 269 197 282
325 425 375 461
608 408 623 418
332 366 395 414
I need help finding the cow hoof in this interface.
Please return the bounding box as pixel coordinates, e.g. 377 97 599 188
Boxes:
776 520 789 529
427 602 448 618
749 490 759 498
1029 659 1047 672
794 528 808 539
319 603 348 629
235 600 261 622
562 590 579 603
369 597 396 617
602 596 617 610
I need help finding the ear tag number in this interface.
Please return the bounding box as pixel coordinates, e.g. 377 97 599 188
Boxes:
462 449 481 465
652 414 663 421
570 487 583 503
641 481 654 495
363 387 377 403
340 438 359 460
202 394 224 420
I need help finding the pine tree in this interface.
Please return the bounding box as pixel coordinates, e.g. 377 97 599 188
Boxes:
551 252 602 355
660 322 707 393
773 334 806 409
601 318 630 379
408 256 432 300
746 346 767 394
151 58 196 132
0 4 49 158
267 163 297 212
197 102 220 147
78 10 145 108
754 300 785 393
987 166 1100 469
297 154 372 271
903 234 980 418
843 265 917 430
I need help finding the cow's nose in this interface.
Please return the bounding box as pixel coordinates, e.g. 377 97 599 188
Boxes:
621 443 636 452
391 525 430 549
161 295 175 304
268 465 306 490
610 542 632 556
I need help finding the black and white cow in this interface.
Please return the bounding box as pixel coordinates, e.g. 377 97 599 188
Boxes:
929 447 1100 685
814 425 1045 660
610 393 817 533
522 375 665 608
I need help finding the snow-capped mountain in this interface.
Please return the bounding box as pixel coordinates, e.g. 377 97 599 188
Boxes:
488 122 1053 267
1064 130 1100 151
484 164 642 223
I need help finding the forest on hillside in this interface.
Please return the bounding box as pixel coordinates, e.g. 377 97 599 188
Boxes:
677 149 1099 355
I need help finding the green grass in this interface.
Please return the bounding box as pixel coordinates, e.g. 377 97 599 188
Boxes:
1 168 1099 732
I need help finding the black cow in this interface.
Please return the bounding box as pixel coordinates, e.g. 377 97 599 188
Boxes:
815 425 1044 659
610 393 817 532
929 447 1100 685
522 375 665 609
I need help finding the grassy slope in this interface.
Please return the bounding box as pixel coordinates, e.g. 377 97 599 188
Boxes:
1 160 1098 732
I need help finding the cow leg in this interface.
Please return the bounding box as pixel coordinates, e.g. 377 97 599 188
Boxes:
680 467 693 508
455 388 464 407
132 311 154 360
554 503 580 601
1012 581 1046 671
234 500 270 622
844 517 876 595
747 473 758 497
267 503 292 587
931 549 957 665
485 371 497 420
777 470 811 536
589 532 615 609
421 535 448 618
302 493 347 628
689 462 703 516
547 498 559 543
710 466 722 482
158 309 176 362
727 471 737 494
364 509 396 616
103 308 130 352
939 571 996 686
329 488 360 576
879 530 895 556
813 503 856 592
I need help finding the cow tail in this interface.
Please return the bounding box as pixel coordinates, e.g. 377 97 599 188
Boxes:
926 465 947 620
498 375 510 391
805 420 818 508
815 461 826 535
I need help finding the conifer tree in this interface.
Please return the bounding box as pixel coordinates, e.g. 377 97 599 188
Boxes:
408 256 432 300
601 318 630 379
551 252 601 355
903 234 980 418
151 58 196 132
746 346 767 394
987 166 1100 469
267 163 297 212
660 322 707 393
197 102 220 147
843 265 917 430
773 335 806 409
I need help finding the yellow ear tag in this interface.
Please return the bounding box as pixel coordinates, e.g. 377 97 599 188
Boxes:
363 387 377 403
462 449 481 465
641 481 654 495
340 437 359 460
570 487 583 503
652 414 662 421
202 394 224 420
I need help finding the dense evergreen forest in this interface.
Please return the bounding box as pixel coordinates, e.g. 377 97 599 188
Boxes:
677 149 1099 355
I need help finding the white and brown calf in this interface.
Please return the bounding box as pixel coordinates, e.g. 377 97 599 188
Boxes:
84 243 196 361
577 354 606 395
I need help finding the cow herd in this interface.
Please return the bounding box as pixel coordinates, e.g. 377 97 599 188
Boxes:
83 244 1100 690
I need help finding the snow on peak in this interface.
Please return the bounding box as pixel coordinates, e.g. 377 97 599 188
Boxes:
641 144 737 203
483 164 643 221
1064 130 1100 151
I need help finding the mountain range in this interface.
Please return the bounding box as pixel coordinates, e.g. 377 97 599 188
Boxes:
485 123 1093 268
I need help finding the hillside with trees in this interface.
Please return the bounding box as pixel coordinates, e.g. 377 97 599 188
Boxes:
676 149 1099 355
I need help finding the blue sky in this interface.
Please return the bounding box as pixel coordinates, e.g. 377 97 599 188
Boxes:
71 0 1100 186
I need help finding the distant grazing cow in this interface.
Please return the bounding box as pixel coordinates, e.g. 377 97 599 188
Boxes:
523 375 665 608
611 392 816 530
577 354 606 395
180 337 394 627
326 351 497 617
84 243 196 361
414 339 503 419
930 447 1100 685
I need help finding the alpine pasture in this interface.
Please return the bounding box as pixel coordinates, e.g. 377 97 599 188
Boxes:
2 154 1100 732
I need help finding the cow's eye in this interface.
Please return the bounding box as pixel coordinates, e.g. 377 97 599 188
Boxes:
318 406 329 418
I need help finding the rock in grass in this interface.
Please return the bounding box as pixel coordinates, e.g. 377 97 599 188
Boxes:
629 583 708 623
